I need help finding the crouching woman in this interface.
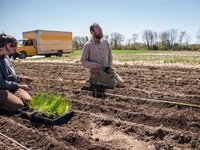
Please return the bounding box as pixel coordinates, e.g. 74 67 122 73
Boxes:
0 33 32 112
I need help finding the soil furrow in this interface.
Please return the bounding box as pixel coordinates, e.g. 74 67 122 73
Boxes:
0 61 197 149
70 98 200 133
0 116 74 150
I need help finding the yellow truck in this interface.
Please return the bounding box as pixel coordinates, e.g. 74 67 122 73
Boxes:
16 30 73 59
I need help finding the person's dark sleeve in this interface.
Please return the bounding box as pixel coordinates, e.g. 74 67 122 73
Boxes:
0 70 18 90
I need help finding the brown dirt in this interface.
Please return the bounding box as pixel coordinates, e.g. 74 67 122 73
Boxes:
0 61 199 150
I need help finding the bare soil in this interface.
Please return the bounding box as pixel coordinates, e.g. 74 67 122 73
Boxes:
0 61 199 150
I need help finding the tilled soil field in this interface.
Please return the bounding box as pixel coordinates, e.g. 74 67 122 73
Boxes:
0 61 200 150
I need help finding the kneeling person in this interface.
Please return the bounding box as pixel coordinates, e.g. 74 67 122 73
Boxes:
81 23 124 88
0 33 33 112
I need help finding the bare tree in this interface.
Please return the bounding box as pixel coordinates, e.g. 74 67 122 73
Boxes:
73 36 88 49
132 33 139 44
169 29 178 46
110 32 124 49
142 30 151 49
159 31 170 46
153 32 158 45
179 31 186 46
178 31 187 50
142 30 157 49
184 34 190 45
179 31 190 46
126 38 132 45
196 29 200 42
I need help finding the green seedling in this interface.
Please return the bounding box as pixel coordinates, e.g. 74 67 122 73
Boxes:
28 93 72 118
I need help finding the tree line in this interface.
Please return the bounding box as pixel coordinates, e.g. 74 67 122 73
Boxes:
73 29 200 51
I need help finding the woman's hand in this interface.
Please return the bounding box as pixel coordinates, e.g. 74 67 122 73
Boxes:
18 84 31 91
21 76 33 84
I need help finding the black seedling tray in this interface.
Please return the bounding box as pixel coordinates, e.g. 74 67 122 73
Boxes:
18 106 74 125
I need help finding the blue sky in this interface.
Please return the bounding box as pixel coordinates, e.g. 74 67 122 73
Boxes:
1 0 200 43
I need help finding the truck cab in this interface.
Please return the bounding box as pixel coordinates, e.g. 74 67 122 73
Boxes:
17 39 36 58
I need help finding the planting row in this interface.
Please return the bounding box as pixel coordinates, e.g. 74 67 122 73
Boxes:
0 61 197 149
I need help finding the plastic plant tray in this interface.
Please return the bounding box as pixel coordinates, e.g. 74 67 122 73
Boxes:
18 106 74 125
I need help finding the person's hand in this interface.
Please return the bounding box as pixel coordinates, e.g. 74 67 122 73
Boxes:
104 67 113 74
91 68 101 75
21 76 33 84
94 63 102 70
18 84 31 91
91 64 102 75
104 67 110 74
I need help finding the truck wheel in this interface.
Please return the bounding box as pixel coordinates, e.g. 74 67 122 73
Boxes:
19 52 27 59
13 52 19 60
56 50 63 57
